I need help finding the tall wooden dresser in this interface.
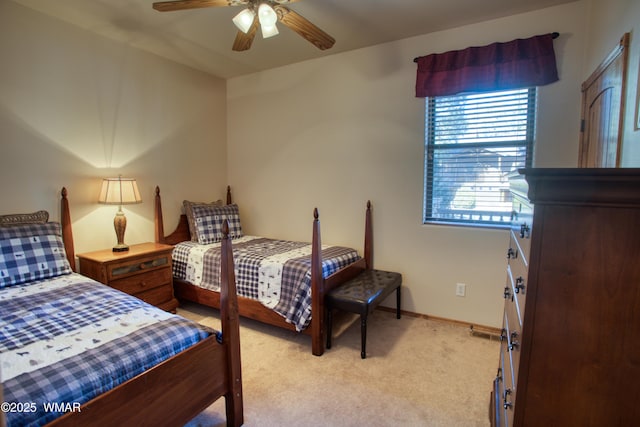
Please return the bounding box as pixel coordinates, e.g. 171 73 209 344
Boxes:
491 168 640 426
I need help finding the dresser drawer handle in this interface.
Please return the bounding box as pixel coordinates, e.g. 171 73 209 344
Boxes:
503 388 513 409
139 263 147 270
514 276 526 294
503 286 512 300
520 222 530 239
507 247 518 259
508 332 519 351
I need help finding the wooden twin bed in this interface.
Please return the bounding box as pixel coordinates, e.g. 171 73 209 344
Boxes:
154 186 373 356
0 188 243 427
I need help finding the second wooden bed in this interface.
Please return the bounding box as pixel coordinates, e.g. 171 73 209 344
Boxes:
154 186 373 356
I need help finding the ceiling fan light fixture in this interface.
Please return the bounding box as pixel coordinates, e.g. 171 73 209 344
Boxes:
232 8 255 33
257 3 278 27
152 0 335 52
261 23 279 38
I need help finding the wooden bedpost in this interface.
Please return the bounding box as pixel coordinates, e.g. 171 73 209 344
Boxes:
364 201 373 269
154 186 165 244
310 207 325 356
220 220 244 426
60 187 76 272
226 186 232 205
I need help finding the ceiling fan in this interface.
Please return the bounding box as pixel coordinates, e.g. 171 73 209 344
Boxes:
152 0 335 52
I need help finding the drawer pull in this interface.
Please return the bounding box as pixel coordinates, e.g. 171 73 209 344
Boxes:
520 222 530 239
507 248 518 259
503 388 513 409
514 276 526 294
503 286 512 299
139 263 147 270
499 329 507 342
509 332 519 351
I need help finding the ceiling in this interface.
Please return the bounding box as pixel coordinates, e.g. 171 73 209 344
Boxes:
12 0 575 79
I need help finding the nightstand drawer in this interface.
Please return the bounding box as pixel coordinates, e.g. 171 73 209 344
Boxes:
135 283 175 307
107 254 171 281
109 267 172 295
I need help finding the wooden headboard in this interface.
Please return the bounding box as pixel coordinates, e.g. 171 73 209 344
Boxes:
154 185 233 246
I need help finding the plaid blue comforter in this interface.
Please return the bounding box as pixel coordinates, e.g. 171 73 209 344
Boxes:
0 273 215 427
173 236 361 331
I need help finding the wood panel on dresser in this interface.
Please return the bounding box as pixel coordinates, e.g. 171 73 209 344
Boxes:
491 168 640 426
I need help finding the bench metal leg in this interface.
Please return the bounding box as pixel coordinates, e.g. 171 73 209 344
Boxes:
396 286 401 319
361 314 367 359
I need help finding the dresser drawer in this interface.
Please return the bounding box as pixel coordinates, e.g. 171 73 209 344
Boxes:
511 223 531 264
109 267 172 295
510 176 533 260
105 254 170 281
499 325 515 427
508 229 529 269
504 291 522 392
507 265 528 325
494 350 507 426
508 234 528 321
506 264 526 326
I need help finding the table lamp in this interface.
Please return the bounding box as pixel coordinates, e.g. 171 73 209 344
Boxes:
98 176 142 252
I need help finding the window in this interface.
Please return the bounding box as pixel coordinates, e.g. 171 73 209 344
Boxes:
424 88 536 226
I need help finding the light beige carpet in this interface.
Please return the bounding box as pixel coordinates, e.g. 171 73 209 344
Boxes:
179 302 498 427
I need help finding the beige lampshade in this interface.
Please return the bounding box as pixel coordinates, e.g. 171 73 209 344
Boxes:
98 177 142 206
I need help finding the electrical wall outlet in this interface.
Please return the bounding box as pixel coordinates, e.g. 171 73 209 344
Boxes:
456 283 466 297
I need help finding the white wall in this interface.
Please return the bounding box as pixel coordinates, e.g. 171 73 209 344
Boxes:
227 2 587 328
583 0 640 166
5 0 629 329
0 1 228 255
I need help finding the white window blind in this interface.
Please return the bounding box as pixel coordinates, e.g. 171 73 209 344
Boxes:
424 88 536 226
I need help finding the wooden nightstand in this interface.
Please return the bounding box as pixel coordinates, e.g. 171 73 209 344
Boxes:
77 242 179 313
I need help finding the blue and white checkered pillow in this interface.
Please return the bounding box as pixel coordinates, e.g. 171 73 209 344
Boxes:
0 222 72 288
192 204 243 245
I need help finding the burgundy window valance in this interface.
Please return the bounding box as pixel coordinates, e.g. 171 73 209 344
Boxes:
415 33 559 98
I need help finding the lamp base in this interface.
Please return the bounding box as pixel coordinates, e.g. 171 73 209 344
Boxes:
113 210 129 253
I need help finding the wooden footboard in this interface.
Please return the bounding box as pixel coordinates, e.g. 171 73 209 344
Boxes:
59 188 243 426
155 185 373 356
49 336 228 427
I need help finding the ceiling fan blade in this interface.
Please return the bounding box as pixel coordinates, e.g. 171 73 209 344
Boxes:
152 0 243 12
232 19 259 51
274 6 335 50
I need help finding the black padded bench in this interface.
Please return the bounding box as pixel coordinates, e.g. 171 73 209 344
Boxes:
326 269 402 359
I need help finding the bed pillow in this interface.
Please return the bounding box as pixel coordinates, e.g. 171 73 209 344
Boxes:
0 210 49 226
0 222 72 288
183 200 223 241
192 204 243 244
